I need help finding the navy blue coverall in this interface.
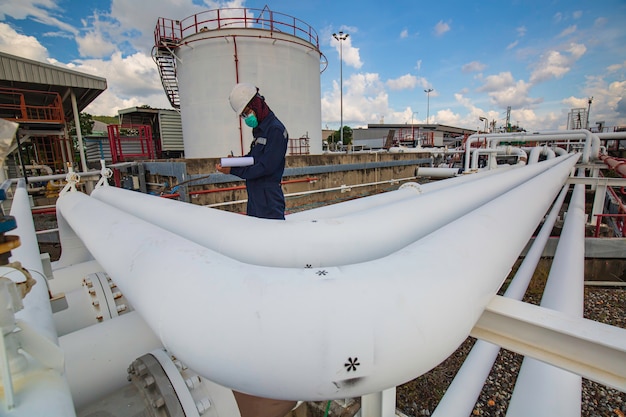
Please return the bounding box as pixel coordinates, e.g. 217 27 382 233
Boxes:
230 111 288 219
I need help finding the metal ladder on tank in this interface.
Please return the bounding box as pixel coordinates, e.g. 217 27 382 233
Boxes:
152 43 180 109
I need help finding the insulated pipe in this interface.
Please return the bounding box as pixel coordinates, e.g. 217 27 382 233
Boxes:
59 312 162 410
432 182 572 417
5 179 76 416
506 168 586 417
91 155 576 268
465 130 598 171
10 179 58 342
48 260 103 295
55 155 577 401
415 167 461 178
289 163 515 220
527 146 557 164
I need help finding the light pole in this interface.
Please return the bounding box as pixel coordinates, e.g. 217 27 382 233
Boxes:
424 88 433 124
479 116 488 133
333 31 349 147
411 111 418 145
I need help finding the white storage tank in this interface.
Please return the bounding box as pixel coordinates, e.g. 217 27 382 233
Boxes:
154 7 323 158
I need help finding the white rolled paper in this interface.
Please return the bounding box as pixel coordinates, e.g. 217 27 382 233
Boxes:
220 157 254 167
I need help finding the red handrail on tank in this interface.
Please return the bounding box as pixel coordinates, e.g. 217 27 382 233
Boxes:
154 7 319 49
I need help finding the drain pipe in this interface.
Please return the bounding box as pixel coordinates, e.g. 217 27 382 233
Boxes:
506 168 586 417
431 181 572 417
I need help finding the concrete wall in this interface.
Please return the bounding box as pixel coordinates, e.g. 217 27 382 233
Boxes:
144 152 436 214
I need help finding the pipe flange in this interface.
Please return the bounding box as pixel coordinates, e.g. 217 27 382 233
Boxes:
398 181 423 194
82 272 132 322
127 353 184 417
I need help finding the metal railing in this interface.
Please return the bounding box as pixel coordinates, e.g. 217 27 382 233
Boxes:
154 7 319 49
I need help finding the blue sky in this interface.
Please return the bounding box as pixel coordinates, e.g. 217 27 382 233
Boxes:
1 0 625 132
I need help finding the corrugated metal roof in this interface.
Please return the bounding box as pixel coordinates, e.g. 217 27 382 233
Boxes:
0 51 106 89
0 51 107 118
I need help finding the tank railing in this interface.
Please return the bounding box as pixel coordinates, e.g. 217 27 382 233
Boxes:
155 7 319 50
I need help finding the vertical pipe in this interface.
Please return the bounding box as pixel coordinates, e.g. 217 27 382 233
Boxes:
70 90 88 173
506 168 586 417
6 179 76 416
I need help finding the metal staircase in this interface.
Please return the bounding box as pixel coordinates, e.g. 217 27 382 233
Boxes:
152 46 180 109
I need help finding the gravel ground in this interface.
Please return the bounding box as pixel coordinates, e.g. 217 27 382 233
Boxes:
396 286 626 417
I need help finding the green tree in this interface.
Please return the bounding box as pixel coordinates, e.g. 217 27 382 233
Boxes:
327 126 353 147
67 112 95 136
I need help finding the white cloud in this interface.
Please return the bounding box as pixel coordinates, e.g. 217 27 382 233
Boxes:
400 29 408 39
0 22 49 61
331 34 362 69
529 43 586 84
573 10 583 19
434 20 450 37
516 26 527 37
415 60 422 72
77 29 118 58
478 72 541 109
558 25 577 38
0 0 77 34
506 40 519 50
386 74 429 91
462 61 486 73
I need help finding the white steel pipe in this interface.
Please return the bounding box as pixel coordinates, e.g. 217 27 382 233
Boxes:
506 169 586 417
4 179 76 416
432 183 571 417
465 130 598 171
59 312 162 410
91 155 576 268
55 154 577 401
527 146 557 164
48 259 103 295
290 163 516 220
415 167 460 178
10 180 58 343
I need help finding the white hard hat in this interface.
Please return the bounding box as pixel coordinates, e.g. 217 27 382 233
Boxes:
229 83 258 115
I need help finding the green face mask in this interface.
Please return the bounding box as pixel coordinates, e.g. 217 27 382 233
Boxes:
244 113 259 128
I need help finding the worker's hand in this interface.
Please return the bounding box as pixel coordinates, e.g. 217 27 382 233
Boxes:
216 163 231 174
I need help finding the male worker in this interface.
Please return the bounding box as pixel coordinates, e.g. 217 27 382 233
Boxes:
216 83 289 219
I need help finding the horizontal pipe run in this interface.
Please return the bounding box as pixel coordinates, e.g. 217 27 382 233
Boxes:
432 182 571 417
56 154 576 400
91 155 577 268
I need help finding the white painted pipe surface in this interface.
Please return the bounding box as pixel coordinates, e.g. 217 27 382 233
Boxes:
91 155 575 268
59 312 162 410
466 130 599 171
5 180 76 416
55 154 577 400
415 167 460 178
432 182 572 417
506 169 586 417
48 259 103 294
289 163 515 220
